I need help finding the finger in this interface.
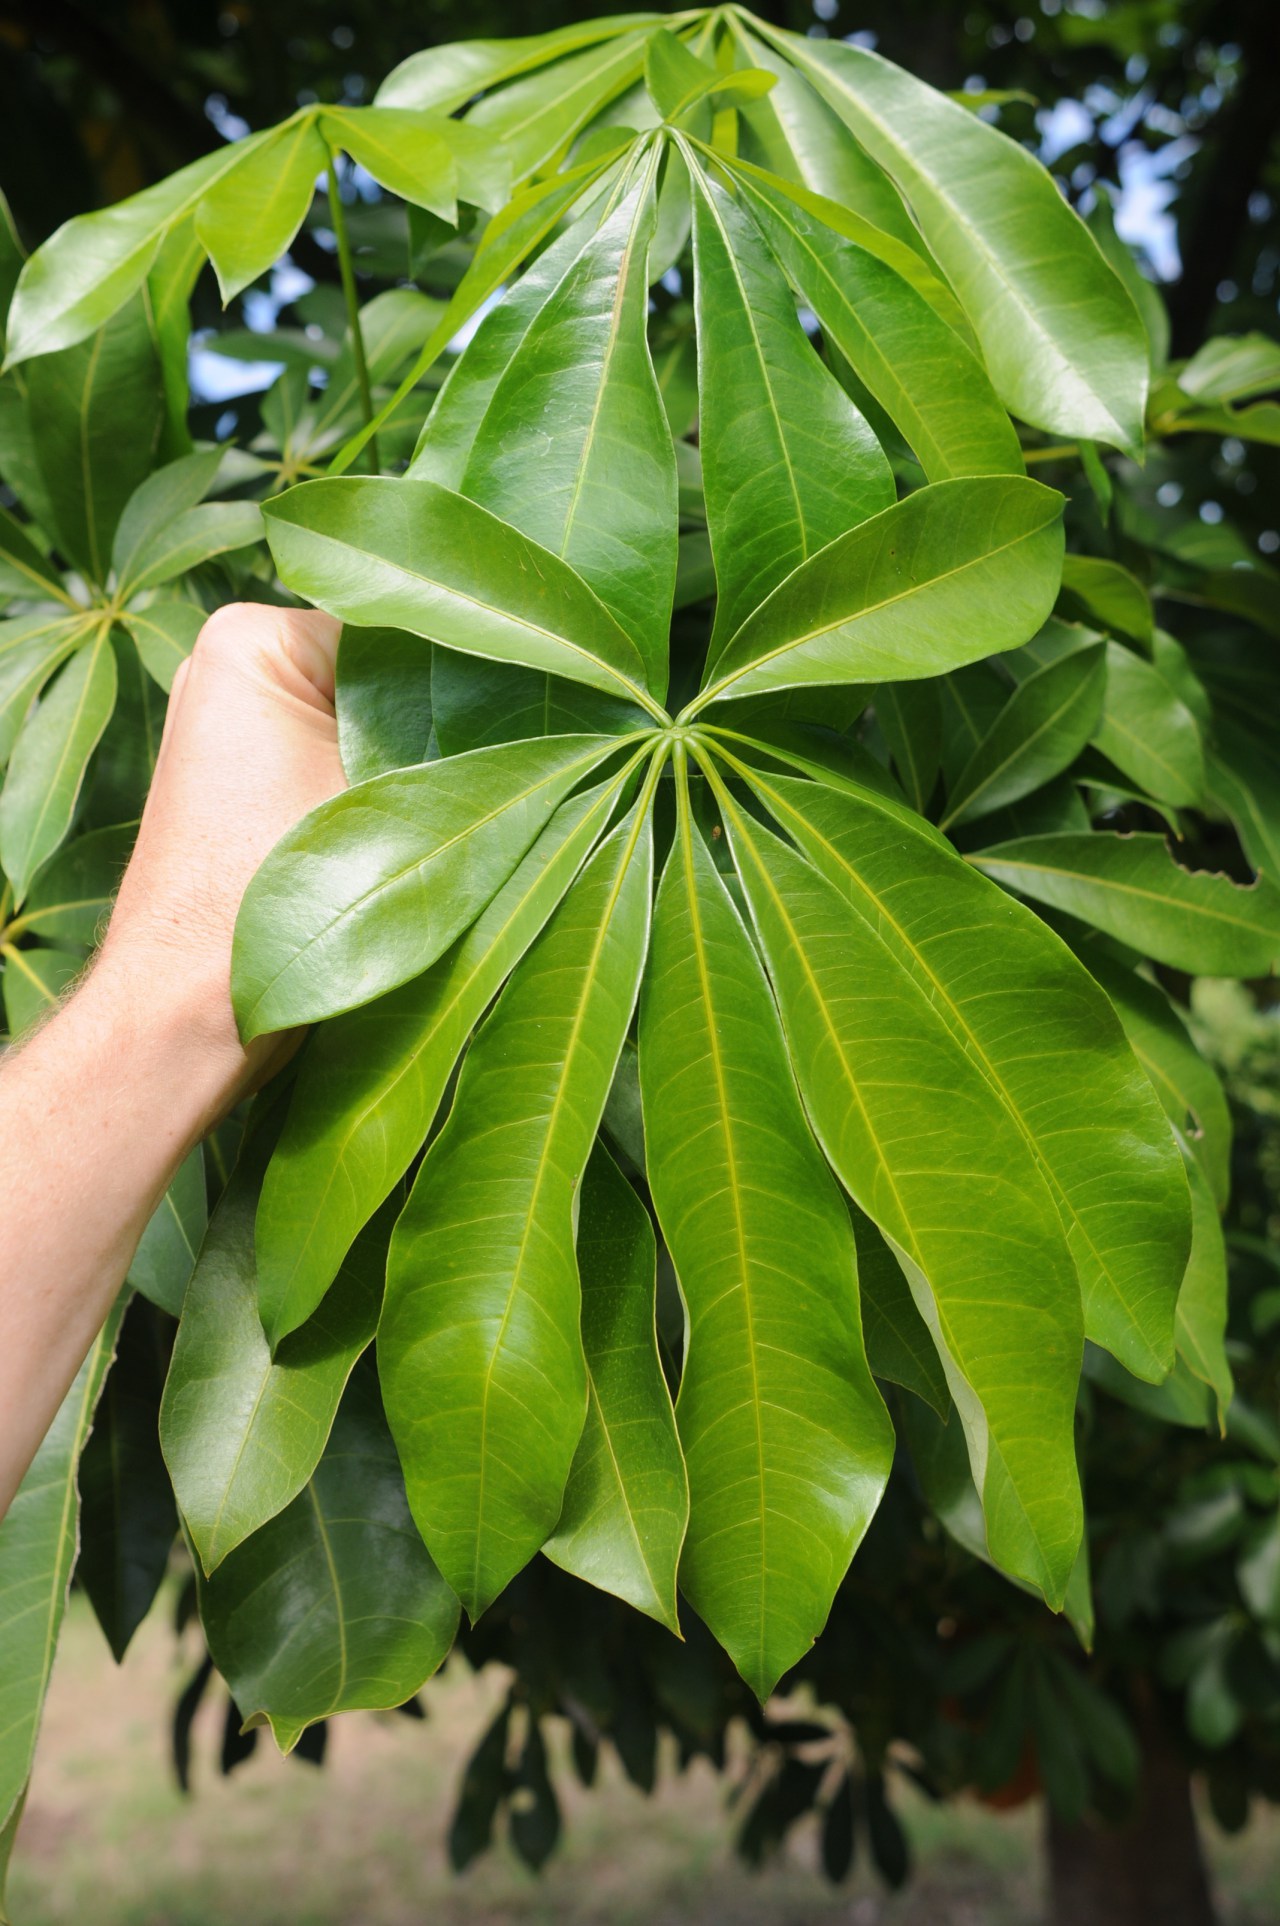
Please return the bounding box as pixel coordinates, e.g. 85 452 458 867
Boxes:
275 607 342 709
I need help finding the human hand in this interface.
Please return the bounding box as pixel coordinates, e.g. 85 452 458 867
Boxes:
94 601 347 1120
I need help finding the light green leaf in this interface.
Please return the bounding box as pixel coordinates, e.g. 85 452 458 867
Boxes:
6 820 133 947
689 164 892 660
1091 641 1204 808
162 1139 387 1573
1177 332 1280 405
110 447 225 587
0 613 89 766
320 108 457 220
728 27 926 257
0 507 70 604
196 1356 458 1752
196 117 328 304
118 500 263 599
715 777 1082 1605
122 598 204 691
0 628 117 901
463 32 651 181
732 163 1022 483
1059 555 1153 645
4 135 274 363
254 776 628 1348
462 168 677 692
971 832 1280 978
1176 1151 1233 1425
27 296 163 582
380 800 655 1619
689 477 1065 714
543 1140 688 1629
771 30 1149 453
639 779 893 1696
722 758 1188 1390
262 477 661 716
1089 954 1231 1212
376 17 665 113
232 732 630 1038
941 643 1106 829
0 1297 125 1838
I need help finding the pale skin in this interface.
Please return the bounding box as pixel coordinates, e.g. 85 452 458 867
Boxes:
0 603 347 1520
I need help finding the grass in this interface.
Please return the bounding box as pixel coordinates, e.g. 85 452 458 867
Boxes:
7 1592 1280 1926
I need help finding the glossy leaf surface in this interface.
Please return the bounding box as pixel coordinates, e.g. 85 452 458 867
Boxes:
941 644 1106 829
639 789 893 1697
380 805 654 1618
543 1141 688 1629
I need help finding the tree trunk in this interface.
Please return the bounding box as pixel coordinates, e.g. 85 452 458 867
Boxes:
1045 1723 1217 1926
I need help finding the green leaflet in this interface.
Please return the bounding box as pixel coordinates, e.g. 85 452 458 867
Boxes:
196 1357 458 1753
0 506 69 603
0 613 89 766
255 777 630 1349
875 680 940 816
714 779 1082 1605
76 1298 177 1662
688 477 1065 714
121 599 204 692
430 649 642 755
971 832 1280 978
196 118 329 304
334 626 435 782
1091 641 1204 808
1059 556 1153 646
128 1144 206 1318
639 774 893 1697
1 944 78 1035
6 820 133 948
380 799 655 1620
688 164 892 660
543 1140 688 1629
0 628 117 901
728 27 925 257
162 1140 388 1573
1176 1150 1233 1425
0 1296 125 1840
26 295 164 581
1089 953 1232 1213
851 1203 948 1417
463 31 652 181
111 448 226 582
376 17 666 113
1205 720 1280 881
320 109 457 221
940 644 1107 830
730 163 1022 483
4 135 276 363
771 30 1149 454
117 501 263 602
262 477 663 716
724 760 1190 1384
461 166 677 691
409 206 607 490
232 732 631 1037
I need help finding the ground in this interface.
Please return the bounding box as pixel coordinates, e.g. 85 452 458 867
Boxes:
8 1595 1280 1926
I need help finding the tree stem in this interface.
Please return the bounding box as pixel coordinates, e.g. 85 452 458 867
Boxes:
326 152 379 475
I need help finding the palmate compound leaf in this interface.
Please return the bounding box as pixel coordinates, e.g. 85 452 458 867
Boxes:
379 791 657 1620
460 159 678 694
638 762 894 1698
708 747 1191 1385
196 1354 458 1754
765 25 1149 454
699 757 1083 1607
261 477 664 717
970 832 1280 978
687 162 894 663
254 770 644 1351
543 1139 689 1630
684 477 1065 716
161 1116 392 1574
231 732 637 1039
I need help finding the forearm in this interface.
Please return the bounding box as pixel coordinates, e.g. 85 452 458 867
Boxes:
0 956 238 1516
